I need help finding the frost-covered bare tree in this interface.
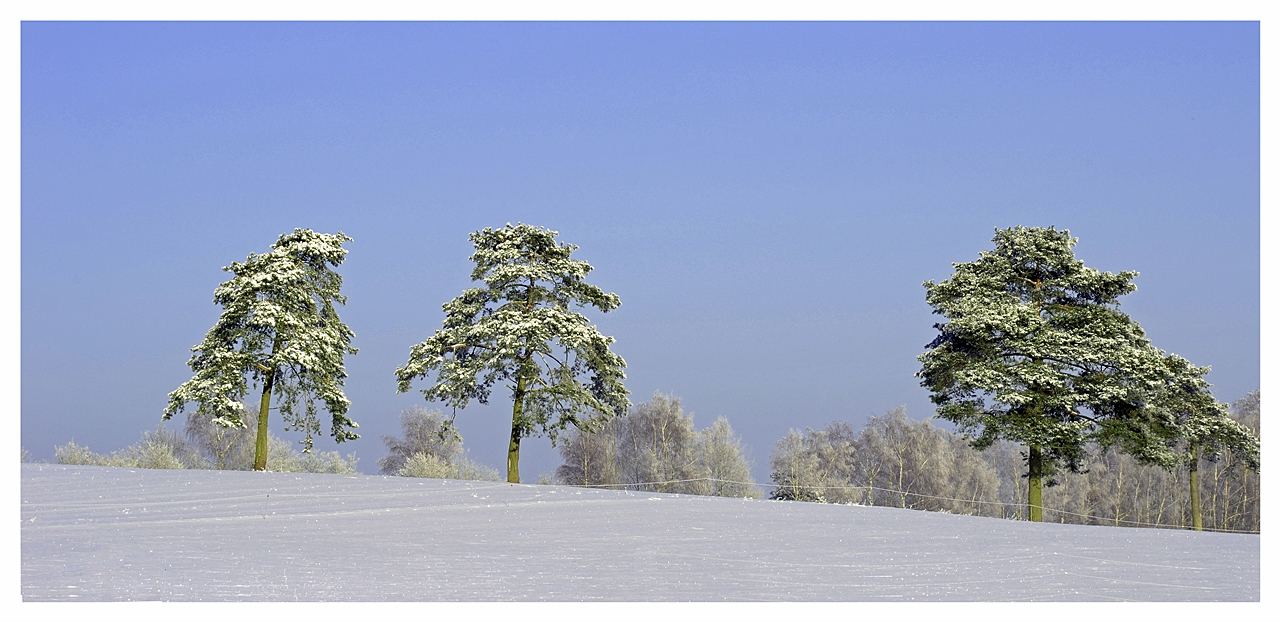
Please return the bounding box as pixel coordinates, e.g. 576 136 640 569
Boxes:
698 416 760 498
1198 391 1260 532
377 407 462 475
378 407 501 481
983 440 1030 520
860 407 950 509
770 419 867 503
556 393 761 497
770 408 1002 517
616 393 706 494
768 430 826 502
773 394 1261 531
942 435 1003 516
185 401 257 470
555 413 624 488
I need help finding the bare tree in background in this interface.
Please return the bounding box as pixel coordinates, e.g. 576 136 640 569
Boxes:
1201 391 1260 532
768 430 825 502
617 393 706 493
942 435 1002 516
769 408 1032 519
554 413 623 488
557 393 761 497
378 407 462 475
186 402 256 470
983 440 1030 520
771 394 1259 532
697 416 759 498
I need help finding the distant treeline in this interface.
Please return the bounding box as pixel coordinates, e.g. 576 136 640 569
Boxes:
767 392 1260 533
27 390 1259 534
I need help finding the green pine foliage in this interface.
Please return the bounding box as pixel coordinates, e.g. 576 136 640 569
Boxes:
396 223 630 482
1142 355 1259 469
918 226 1176 518
164 229 359 468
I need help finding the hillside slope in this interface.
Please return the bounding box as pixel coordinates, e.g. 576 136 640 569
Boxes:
20 464 1258 601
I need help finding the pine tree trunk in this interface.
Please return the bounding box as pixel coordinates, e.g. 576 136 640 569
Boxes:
1190 443 1202 531
1028 445 1043 522
253 337 281 472
507 375 526 483
253 367 275 471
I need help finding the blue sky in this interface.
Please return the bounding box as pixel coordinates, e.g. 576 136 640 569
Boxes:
20 21 1260 482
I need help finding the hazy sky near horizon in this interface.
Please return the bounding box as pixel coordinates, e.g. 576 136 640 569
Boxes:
21 21 1259 482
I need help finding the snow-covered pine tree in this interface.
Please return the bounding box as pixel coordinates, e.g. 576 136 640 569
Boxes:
1138 355 1259 530
918 226 1169 521
164 229 359 471
395 223 630 483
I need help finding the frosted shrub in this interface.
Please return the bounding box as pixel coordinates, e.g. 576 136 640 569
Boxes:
453 455 501 481
134 441 188 470
53 437 190 470
137 427 209 469
378 407 462 475
187 404 356 473
266 436 358 474
55 441 99 465
380 407 500 480
398 451 501 481
52 424 356 473
398 453 453 478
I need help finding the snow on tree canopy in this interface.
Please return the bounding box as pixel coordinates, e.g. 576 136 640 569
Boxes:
396 223 629 483
164 229 359 456
918 226 1171 472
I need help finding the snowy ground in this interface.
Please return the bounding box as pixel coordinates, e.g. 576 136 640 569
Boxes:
20 463 1258 601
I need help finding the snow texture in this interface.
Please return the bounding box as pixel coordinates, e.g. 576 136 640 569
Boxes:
21 464 1258 601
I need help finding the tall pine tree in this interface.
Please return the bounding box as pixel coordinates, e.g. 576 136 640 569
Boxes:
396 223 629 483
165 229 358 470
1139 355 1259 530
918 226 1168 521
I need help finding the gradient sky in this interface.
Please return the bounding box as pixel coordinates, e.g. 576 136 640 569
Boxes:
20 21 1260 483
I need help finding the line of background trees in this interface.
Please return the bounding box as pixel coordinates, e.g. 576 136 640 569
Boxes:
767 392 1259 533
25 388 1259 533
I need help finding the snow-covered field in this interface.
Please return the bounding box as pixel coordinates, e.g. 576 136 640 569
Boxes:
20 463 1258 601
